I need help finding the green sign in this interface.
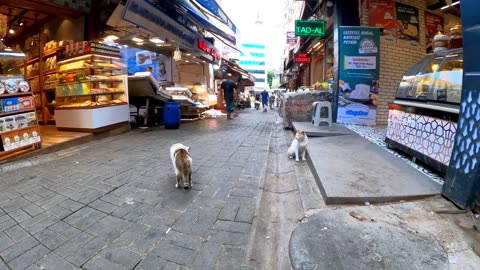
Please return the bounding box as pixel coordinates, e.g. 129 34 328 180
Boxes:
295 20 326 37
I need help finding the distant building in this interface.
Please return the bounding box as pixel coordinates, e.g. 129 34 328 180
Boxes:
239 43 267 89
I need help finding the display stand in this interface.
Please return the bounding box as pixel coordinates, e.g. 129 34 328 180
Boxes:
54 53 129 132
0 46 42 160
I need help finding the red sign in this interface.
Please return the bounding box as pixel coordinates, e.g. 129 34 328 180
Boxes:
367 0 396 42
294 53 311 63
198 38 221 60
425 11 444 48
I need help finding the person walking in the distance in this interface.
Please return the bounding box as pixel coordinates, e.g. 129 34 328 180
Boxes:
221 78 237 120
261 89 269 112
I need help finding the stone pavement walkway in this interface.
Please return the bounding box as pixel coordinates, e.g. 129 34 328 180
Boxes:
0 108 276 270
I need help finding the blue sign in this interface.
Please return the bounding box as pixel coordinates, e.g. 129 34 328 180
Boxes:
193 0 238 34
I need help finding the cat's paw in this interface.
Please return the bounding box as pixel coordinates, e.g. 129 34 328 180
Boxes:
302 157 307 161
175 183 179 188
295 159 300 162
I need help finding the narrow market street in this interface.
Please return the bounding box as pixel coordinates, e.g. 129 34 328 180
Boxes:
1 109 479 270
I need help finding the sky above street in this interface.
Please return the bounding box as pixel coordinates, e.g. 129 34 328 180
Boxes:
220 0 287 72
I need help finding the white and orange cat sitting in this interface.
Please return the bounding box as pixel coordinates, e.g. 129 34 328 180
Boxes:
287 130 308 162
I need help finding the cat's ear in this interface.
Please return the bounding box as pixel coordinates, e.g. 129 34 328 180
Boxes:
187 146 191 152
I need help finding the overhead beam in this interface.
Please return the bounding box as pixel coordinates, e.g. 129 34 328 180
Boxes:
1 0 84 17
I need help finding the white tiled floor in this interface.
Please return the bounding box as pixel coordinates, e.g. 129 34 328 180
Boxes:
344 124 445 185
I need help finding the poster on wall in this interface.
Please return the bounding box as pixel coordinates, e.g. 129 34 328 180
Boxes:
286 31 297 45
425 11 444 51
126 48 172 81
395 2 420 48
337 26 380 125
367 0 396 43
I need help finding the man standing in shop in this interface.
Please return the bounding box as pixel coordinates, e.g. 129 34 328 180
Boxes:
221 78 237 120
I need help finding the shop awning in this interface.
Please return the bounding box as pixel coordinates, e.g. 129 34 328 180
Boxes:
177 0 237 45
190 0 238 34
221 58 250 78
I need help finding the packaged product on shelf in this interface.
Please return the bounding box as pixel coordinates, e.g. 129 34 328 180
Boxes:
26 112 36 126
4 116 15 131
0 117 5 132
2 97 20 112
4 79 19 94
18 96 34 110
18 81 30 92
15 114 27 128
0 81 5 94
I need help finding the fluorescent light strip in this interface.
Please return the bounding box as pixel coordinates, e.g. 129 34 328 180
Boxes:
441 1 460 10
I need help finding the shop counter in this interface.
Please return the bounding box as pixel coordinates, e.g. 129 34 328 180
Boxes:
385 49 463 175
55 104 129 132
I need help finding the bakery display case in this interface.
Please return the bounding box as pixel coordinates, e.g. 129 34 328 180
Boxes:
386 48 463 175
54 53 129 132
0 45 41 159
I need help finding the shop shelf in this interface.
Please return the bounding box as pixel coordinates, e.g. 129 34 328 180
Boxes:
0 109 35 117
57 66 122 74
26 57 39 65
43 69 57 75
57 79 123 85
56 91 125 98
43 88 56 92
43 48 61 58
27 75 39 80
0 126 36 136
0 92 33 98
55 102 127 110
58 52 121 63
0 144 38 159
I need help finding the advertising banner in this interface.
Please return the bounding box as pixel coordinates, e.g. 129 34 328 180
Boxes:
425 11 444 50
367 0 396 43
337 26 380 125
395 2 420 48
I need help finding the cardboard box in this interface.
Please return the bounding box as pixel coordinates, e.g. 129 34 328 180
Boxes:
18 96 34 110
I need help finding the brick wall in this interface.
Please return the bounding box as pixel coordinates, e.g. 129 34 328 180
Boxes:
361 0 427 125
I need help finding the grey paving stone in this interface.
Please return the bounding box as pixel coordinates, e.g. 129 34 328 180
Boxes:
97 245 142 269
46 205 73 220
165 230 205 251
57 199 84 212
207 231 247 246
120 203 153 222
0 259 8 270
47 221 81 240
143 206 182 227
99 194 125 206
191 241 222 270
162 192 197 212
38 194 68 210
7 244 49 270
230 187 258 198
213 221 251 234
22 204 45 217
35 252 79 270
82 256 128 270
4 225 31 243
150 242 196 266
193 197 225 209
133 189 163 206
20 212 50 229
0 218 16 231
24 216 60 235
226 195 257 205
218 203 240 221
163 262 189 270
1 197 30 213
84 216 132 242
235 204 256 224
22 192 43 204
134 255 167 270
112 223 150 246
54 232 93 258
10 209 32 223
130 227 166 253
88 199 118 214
0 232 15 253
65 238 107 267
64 208 106 231
76 190 106 205
0 237 39 262
34 229 67 251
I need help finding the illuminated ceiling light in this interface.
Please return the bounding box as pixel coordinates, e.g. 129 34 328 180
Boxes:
149 37 164 44
9 29 14 34
185 60 189 62
135 42 144 45
132 37 143 42
173 47 182 61
104 35 119 41
186 53 191 56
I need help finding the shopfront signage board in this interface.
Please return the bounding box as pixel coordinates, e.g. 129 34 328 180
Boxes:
287 31 297 45
367 0 396 43
294 53 311 63
425 11 444 50
395 2 420 48
337 26 380 125
197 38 221 61
295 20 326 37
122 0 195 50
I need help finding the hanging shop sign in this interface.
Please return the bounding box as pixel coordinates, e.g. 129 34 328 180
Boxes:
122 0 196 50
337 26 380 125
395 2 420 48
294 53 311 63
295 20 326 37
287 31 297 45
197 38 221 60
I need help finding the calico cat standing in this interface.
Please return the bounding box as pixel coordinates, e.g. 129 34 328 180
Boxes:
287 130 308 162
170 143 192 190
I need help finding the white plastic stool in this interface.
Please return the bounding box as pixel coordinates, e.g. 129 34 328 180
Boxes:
312 101 332 126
